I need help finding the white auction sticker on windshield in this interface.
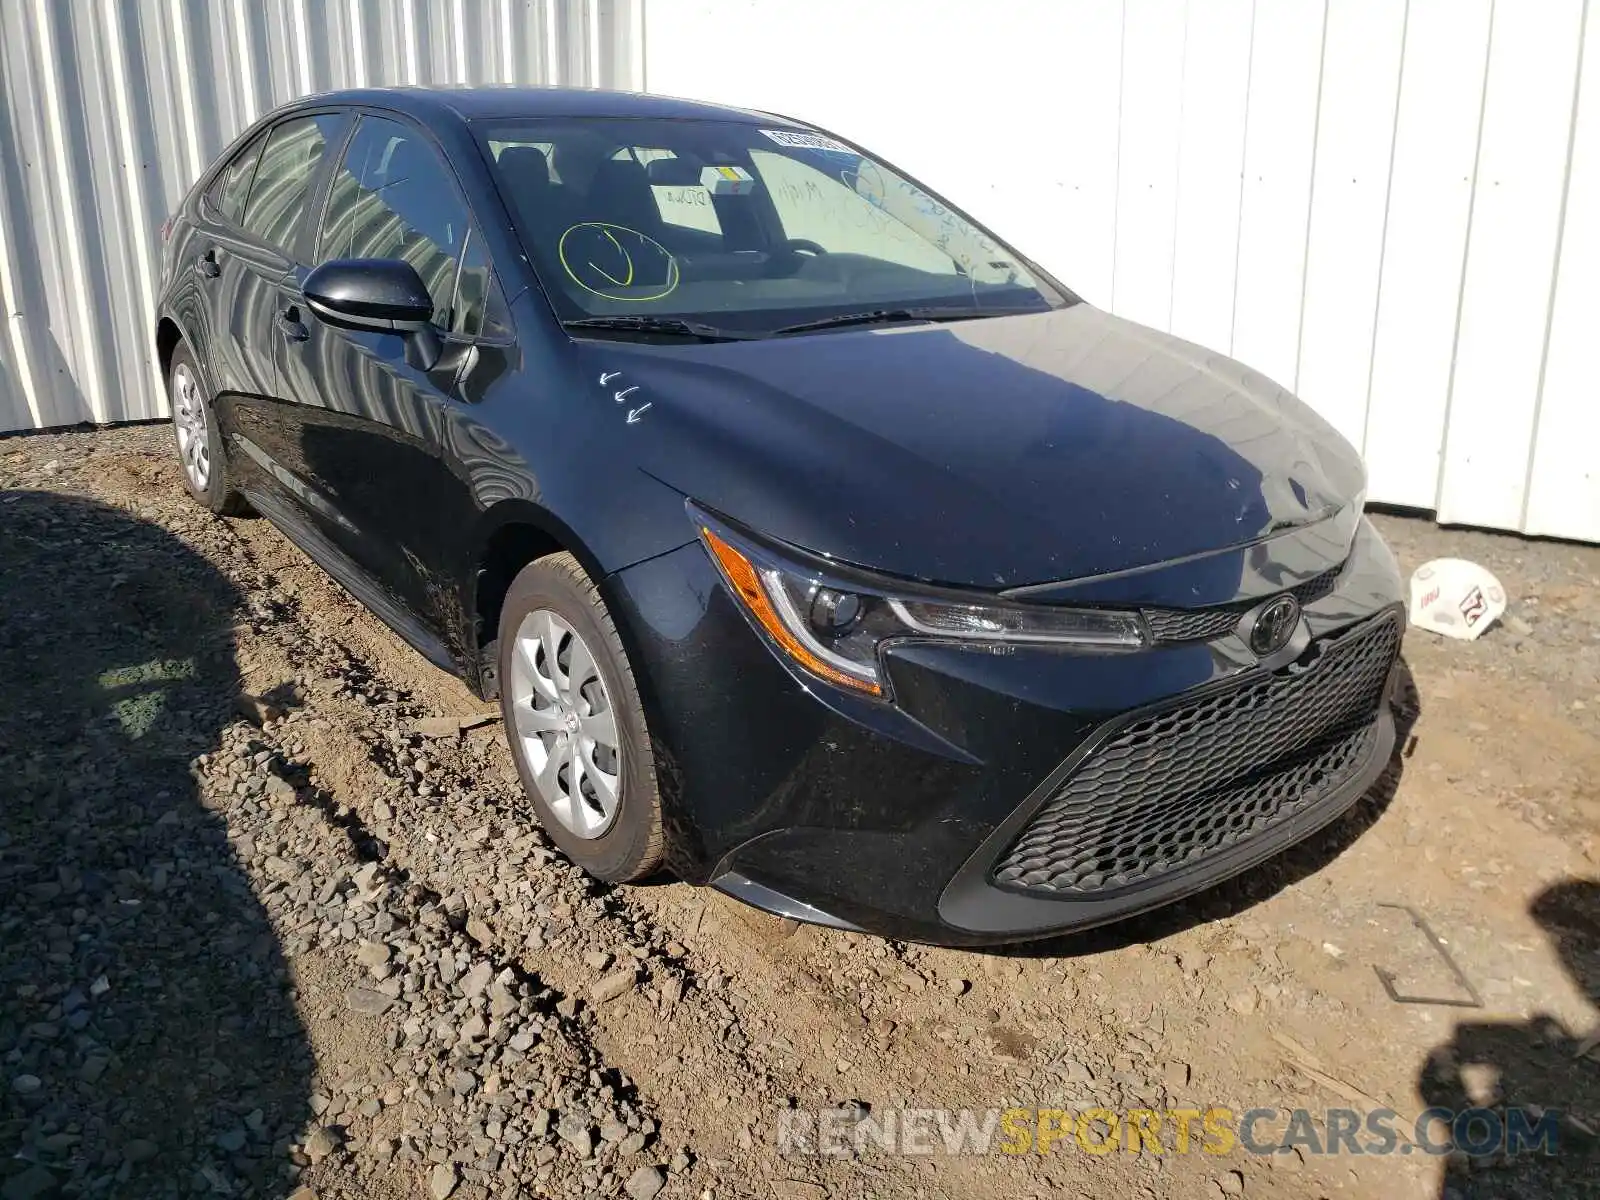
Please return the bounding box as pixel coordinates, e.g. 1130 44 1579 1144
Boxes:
701 164 756 195
760 128 854 154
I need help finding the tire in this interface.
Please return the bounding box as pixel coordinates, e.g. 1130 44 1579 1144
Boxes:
167 342 249 516
497 551 664 882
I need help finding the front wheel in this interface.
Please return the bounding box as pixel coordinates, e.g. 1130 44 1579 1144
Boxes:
497 552 664 882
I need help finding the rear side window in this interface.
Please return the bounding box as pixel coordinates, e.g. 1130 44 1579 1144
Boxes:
240 113 342 251
208 132 265 224
318 115 470 329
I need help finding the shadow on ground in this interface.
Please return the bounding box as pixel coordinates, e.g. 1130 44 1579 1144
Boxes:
1416 878 1600 1199
0 491 309 1198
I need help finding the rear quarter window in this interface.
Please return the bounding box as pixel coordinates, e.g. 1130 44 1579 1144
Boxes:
207 132 266 225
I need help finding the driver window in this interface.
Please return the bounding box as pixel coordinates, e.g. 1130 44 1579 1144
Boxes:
318 116 469 329
749 150 955 274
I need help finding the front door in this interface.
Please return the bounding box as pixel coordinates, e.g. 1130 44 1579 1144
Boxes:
270 113 500 634
211 111 349 510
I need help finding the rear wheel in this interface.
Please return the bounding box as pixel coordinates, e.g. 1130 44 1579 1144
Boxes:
497 552 664 881
168 343 248 515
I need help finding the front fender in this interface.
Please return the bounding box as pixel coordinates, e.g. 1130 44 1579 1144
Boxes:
455 490 696 696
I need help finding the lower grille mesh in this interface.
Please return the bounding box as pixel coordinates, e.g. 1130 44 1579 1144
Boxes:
993 612 1401 897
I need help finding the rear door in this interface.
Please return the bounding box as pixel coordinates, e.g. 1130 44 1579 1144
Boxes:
217 111 350 507
271 111 513 638
183 130 268 410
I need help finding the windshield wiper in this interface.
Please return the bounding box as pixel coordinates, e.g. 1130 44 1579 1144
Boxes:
771 305 1045 337
562 315 757 342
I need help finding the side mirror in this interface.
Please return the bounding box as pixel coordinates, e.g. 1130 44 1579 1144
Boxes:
303 258 441 368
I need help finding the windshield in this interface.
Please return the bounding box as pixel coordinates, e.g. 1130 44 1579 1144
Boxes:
476 116 1072 336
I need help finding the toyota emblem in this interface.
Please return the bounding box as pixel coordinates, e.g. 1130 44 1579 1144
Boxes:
1249 594 1301 656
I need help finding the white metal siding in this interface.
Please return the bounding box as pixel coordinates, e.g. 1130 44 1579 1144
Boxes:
644 0 1600 542
0 0 641 436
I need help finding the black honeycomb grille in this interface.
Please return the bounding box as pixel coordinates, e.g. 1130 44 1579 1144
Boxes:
993 610 1401 897
1141 564 1344 644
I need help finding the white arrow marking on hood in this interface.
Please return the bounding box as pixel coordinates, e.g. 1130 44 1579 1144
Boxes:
599 371 622 386
626 404 651 424
614 386 640 403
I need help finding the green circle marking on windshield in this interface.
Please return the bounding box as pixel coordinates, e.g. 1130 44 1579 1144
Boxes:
558 222 680 302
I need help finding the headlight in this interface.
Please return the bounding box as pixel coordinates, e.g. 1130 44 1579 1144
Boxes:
693 507 1145 698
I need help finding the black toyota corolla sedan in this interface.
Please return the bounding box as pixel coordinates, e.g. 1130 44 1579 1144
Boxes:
155 86 1406 945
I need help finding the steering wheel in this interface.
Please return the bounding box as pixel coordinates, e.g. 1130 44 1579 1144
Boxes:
786 239 829 256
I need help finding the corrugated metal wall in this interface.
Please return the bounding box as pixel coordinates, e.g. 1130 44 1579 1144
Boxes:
0 0 641 434
5 1 1596 543
645 0 1600 543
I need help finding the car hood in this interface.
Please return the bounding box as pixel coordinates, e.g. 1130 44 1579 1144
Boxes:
582 304 1365 590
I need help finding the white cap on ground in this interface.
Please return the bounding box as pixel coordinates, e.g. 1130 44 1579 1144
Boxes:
1408 558 1507 641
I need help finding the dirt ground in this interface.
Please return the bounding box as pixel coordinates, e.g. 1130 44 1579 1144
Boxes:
3 423 1599 1200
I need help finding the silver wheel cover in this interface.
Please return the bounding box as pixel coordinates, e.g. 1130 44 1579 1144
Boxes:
508 608 623 839
171 363 211 490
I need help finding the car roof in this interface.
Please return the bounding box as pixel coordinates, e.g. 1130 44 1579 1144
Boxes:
279 85 797 127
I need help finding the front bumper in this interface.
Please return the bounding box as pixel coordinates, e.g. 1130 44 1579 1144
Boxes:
606 515 1405 946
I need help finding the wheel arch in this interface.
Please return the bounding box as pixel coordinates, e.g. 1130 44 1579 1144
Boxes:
468 499 692 882
154 308 217 399
156 316 184 383
466 500 618 696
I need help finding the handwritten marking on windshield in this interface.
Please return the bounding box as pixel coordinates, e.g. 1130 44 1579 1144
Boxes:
589 229 635 286
599 371 621 386
558 222 680 301
614 386 640 404
626 404 651 424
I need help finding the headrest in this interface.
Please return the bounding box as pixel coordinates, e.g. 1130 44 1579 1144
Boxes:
645 157 701 186
592 157 652 191
379 138 423 186
498 146 551 192
551 139 606 192
589 158 663 232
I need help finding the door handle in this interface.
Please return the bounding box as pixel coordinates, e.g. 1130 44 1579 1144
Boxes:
276 307 309 343
194 249 220 279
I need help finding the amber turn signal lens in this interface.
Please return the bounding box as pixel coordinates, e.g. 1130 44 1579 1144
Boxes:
701 526 883 697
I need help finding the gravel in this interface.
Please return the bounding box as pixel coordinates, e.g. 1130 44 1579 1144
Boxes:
1 487 308 1199
428 1161 459 1199
624 1163 666 1199
9 424 1600 1200
589 969 637 1005
0 455 682 1198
